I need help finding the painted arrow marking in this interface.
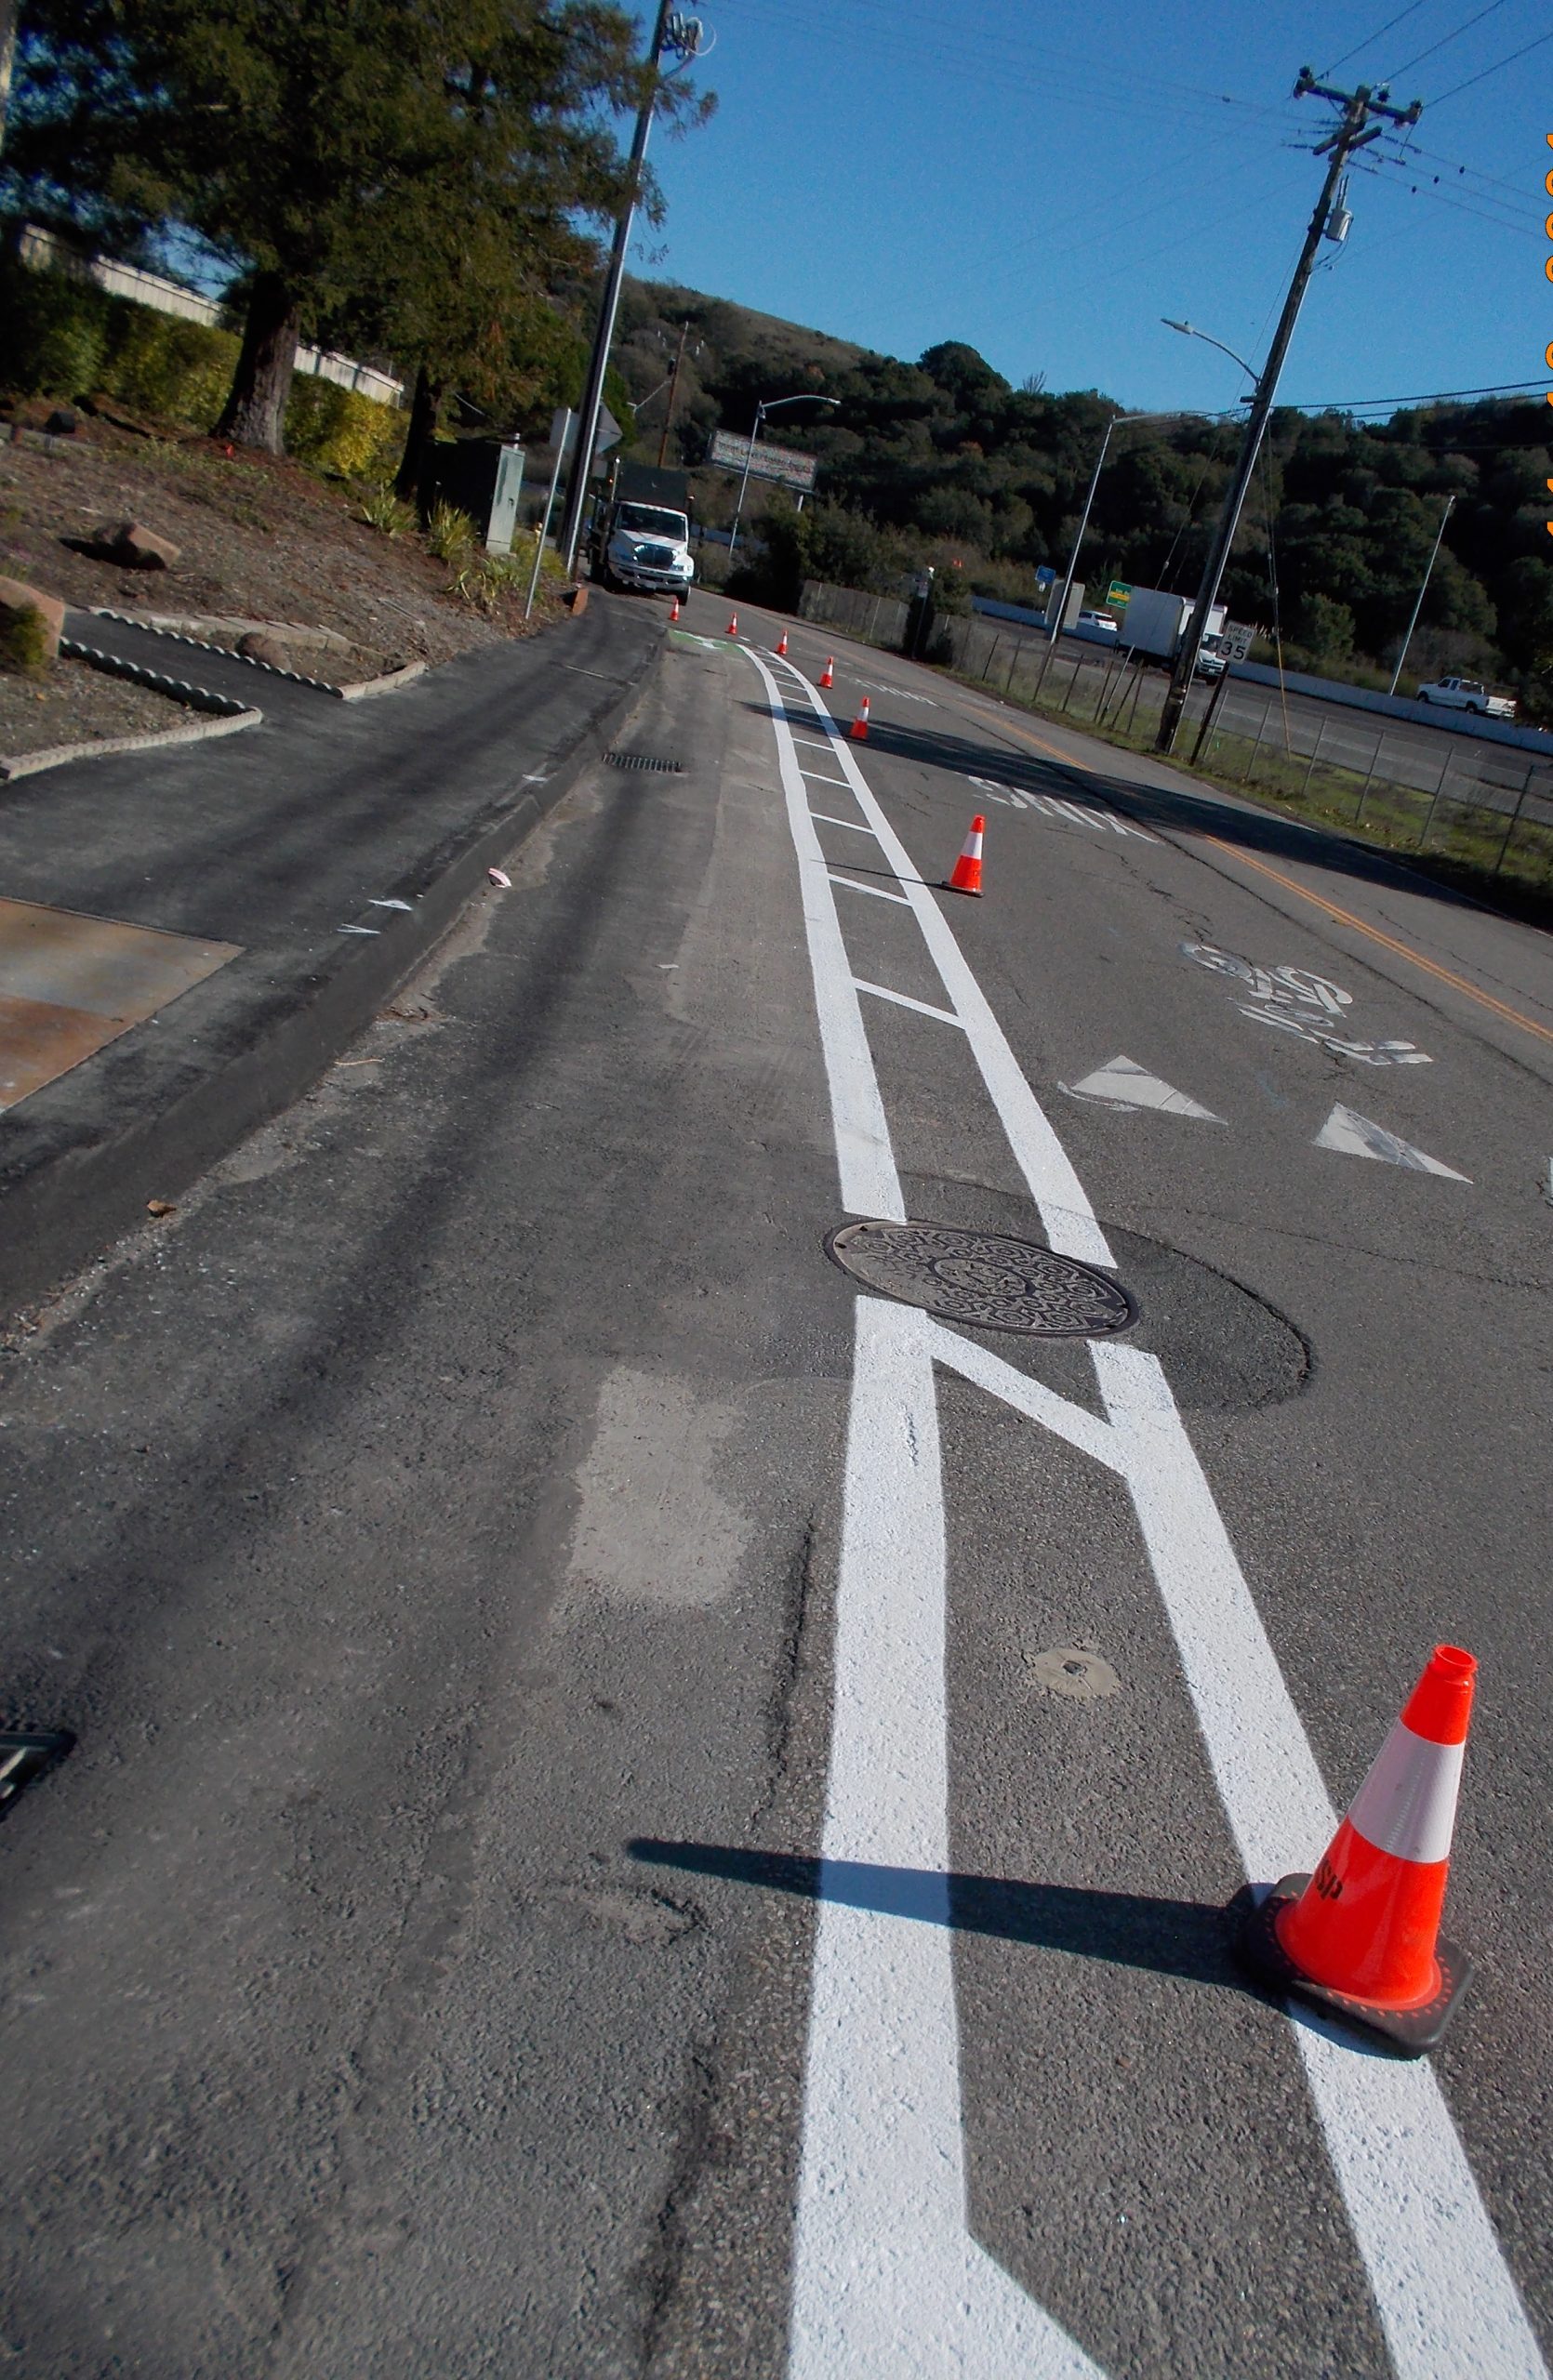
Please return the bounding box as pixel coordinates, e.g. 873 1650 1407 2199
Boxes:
1061 1055 1225 1121
1315 1104 1471 1180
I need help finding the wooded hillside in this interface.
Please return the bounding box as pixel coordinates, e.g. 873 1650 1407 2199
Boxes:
614 277 1552 716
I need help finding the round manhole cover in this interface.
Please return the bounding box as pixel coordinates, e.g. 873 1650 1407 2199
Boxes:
825 1220 1137 1338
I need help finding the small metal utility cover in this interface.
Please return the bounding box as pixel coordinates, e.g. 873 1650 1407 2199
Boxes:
826 1220 1137 1338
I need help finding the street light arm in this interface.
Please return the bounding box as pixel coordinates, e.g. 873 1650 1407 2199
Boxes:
1161 318 1259 389
727 395 841 562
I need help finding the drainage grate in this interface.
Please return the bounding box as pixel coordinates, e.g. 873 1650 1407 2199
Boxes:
606 751 685 773
826 1220 1137 1338
0 1727 74 1819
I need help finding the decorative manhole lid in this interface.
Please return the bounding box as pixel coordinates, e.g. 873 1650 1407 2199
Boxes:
825 1219 1137 1338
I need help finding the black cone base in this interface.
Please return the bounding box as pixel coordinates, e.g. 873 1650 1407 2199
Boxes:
1233 1874 1471 2057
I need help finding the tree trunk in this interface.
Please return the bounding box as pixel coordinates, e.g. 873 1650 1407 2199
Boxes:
216 272 301 454
393 364 444 503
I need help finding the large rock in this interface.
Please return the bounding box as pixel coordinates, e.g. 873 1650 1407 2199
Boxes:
0 575 66 672
94 521 181 570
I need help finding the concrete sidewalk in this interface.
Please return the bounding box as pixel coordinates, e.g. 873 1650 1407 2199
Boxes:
0 592 665 1317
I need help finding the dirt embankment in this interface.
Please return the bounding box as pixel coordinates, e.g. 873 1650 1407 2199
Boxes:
1 415 537 668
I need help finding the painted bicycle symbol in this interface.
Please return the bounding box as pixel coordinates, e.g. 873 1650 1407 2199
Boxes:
1181 943 1432 1066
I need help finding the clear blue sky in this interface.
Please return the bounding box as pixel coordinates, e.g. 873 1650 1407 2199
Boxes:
639 0 1550 420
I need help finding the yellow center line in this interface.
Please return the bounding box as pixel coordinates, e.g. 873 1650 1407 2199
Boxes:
969 700 1553 1051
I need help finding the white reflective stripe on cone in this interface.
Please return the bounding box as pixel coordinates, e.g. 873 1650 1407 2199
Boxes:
1347 1720 1466 1865
963 832 983 858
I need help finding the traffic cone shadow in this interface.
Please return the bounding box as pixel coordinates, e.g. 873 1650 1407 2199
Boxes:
1235 1644 1477 2054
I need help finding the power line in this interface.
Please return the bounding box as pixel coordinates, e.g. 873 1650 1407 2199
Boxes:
1431 27 1553 103
1276 377 1546 410
1387 0 1511 78
1376 134 1537 204
1322 0 1429 76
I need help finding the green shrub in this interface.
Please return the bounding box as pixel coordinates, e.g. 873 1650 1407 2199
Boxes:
357 483 418 536
285 377 404 479
0 258 111 400
101 306 237 430
0 602 53 677
425 498 477 564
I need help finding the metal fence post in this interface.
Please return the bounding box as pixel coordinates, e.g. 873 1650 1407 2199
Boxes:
1492 763 1535 874
1353 729 1384 823
1243 697 1273 783
983 634 1001 683
1416 744 1453 851
1299 718 1328 800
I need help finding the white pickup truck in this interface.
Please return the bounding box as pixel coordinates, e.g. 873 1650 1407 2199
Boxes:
1414 677 1516 720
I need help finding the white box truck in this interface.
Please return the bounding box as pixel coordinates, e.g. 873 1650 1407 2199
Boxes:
1113 587 1228 668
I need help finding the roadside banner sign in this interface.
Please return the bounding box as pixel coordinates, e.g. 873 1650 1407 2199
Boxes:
708 429 818 493
1108 580 1133 608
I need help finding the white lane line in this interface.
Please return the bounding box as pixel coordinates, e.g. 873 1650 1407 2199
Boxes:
751 647 1546 2380
803 772 855 788
830 874 912 906
792 736 833 752
854 978 966 1028
809 811 876 834
796 1293 1107 2378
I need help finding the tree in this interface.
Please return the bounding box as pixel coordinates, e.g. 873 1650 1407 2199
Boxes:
7 0 707 455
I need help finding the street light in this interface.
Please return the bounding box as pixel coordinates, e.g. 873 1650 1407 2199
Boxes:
558 2 708 573
1388 493 1455 697
1048 409 1195 645
727 394 840 562
1161 318 1259 394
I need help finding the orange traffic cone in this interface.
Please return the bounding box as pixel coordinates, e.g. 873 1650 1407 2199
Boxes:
944 814 985 896
670 595 680 621
726 612 739 637
818 656 835 689
776 630 789 657
848 697 870 742
1237 1644 1477 2053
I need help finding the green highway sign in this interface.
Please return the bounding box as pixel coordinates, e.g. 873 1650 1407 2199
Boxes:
1108 580 1133 608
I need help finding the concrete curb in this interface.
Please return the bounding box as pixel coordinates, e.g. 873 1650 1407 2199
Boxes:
0 615 665 1322
0 703 262 783
87 608 429 700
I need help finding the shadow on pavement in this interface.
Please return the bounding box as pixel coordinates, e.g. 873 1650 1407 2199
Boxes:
738 694 1546 935
630 1835 1249 1996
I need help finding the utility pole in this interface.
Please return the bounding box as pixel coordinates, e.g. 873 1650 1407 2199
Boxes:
1155 69 1421 752
559 5 701 573
656 319 692 469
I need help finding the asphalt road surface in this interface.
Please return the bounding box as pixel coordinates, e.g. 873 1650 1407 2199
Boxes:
3 602 1551 2378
